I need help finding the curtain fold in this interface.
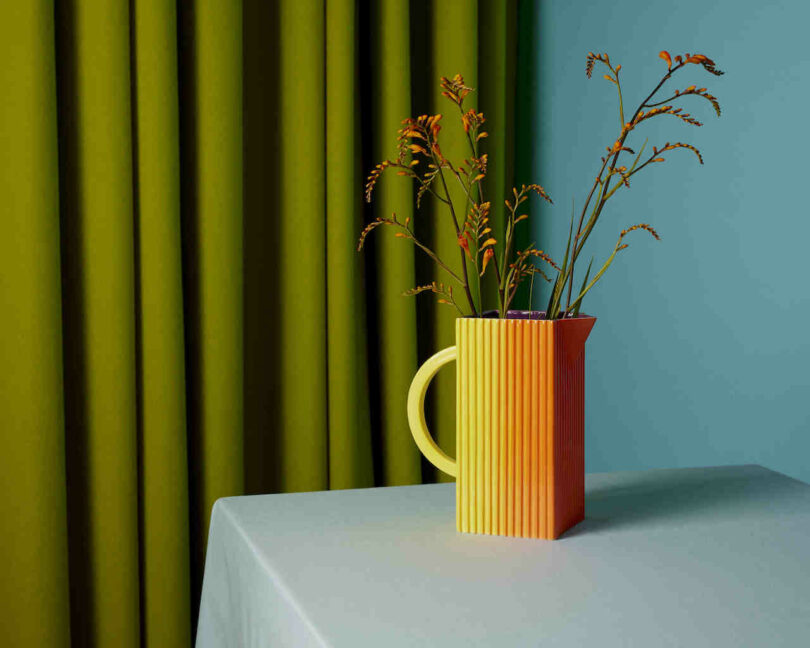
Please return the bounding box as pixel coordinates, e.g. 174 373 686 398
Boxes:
426 0 479 482
479 0 516 294
0 1 524 644
370 0 422 486
132 1 191 646
277 0 329 493
55 0 140 644
326 0 376 490
0 3 71 646
177 0 244 605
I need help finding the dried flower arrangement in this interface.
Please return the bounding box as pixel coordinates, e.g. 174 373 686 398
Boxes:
358 51 723 319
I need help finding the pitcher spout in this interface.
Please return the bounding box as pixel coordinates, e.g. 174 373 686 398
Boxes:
556 314 596 363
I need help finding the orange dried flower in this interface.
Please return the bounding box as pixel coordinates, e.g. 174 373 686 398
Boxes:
619 223 661 241
457 233 472 259
480 248 494 276
682 53 724 76
360 51 723 319
585 52 610 78
440 74 473 107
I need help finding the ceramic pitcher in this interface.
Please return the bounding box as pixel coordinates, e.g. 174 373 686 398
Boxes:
407 312 596 539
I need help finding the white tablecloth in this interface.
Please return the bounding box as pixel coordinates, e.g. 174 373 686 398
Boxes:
196 465 810 647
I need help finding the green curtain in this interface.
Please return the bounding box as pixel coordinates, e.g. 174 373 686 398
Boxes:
0 0 521 645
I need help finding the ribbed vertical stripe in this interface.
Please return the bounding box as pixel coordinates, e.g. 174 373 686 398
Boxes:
506 322 515 535
490 319 499 534
529 325 538 538
521 323 528 538
518 323 523 537
455 317 592 539
468 321 474 531
537 325 548 535
456 319 466 531
469 320 475 533
546 323 555 538
496 329 508 533
483 320 492 533
473 319 480 533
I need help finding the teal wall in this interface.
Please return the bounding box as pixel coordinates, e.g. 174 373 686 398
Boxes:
529 0 810 482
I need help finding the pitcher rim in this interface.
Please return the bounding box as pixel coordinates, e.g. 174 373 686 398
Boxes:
463 310 596 321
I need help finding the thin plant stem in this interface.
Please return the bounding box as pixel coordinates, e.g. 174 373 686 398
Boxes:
563 61 686 316
434 159 478 315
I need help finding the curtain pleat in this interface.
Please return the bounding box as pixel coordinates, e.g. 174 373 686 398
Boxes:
479 0 517 297
326 0 376 490
513 0 537 306
243 0 281 496
370 0 423 486
1 1 523 644
178 0 244 605
0 3 71 646
131 1 191 645
278 0 329 492
55 0 141 644
428 0 479 481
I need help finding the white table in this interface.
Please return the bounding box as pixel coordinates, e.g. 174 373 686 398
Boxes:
196 465 810 647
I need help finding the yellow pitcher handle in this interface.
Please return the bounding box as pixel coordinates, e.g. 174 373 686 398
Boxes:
407 346 458 478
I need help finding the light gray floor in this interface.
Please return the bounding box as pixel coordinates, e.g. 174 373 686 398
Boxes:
197 465 810 647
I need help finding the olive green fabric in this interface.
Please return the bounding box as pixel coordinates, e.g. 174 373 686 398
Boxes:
371 0 422 486
0 3 71 646
326 0 376 490
56 0 140 645
132 1 191 646
178 0 244 599
427 0 479 482
479 1 517 296
277 1 329 493
0 1 521 644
